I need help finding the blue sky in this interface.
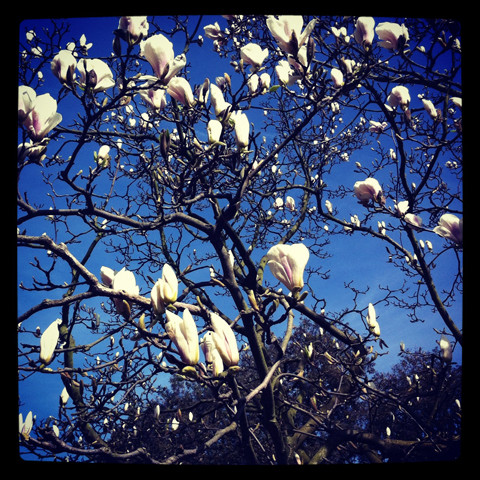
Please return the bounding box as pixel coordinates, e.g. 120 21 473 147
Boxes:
18 15 462 446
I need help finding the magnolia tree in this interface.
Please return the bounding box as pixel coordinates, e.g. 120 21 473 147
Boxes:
17 15 462 464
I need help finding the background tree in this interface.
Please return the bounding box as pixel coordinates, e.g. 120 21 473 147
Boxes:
17 15 462 464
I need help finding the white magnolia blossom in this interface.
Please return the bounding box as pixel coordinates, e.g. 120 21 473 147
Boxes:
266 243 310 292
240 43 268 70
388 86 411 111
330 68 344 88
376 22 409 50
209 311 239 367
354 16 375 50
151 264 178 315
210 83 231 118
207 119 223 144
165 309 199 366
167 76 195 107
143 34 186 85
19 411 34 440
285 196 296 211
51 49 77 84
266 15 316 54
275 60 300 87
77 58 115 92
111 268 140 318
22 93 62 141
353 177 384 205
433 213 463 245
422 98 438 119
366 303 380 337
230 110 250 150
39 318 62 365
439 334 453 362
118 16 149 41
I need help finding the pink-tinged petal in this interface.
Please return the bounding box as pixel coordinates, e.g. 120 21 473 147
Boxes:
266 243 309 292
210 312 239 366
165 309 199 366
433 214 462 244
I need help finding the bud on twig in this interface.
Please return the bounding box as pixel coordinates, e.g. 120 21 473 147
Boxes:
160 130 171 161
307 36 315 67
112 35 122 57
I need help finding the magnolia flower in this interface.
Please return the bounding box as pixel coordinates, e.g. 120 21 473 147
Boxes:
111 267 139 318
39 318 62 365
247 74 259 94
171 418 179 431
433 213 463 245
201 331 216 363
369 120 388 134
231 110 250 150
165 309 199 366
394 200 410 217
19 411 34 440
353 178 384 205
79 34 93 53
404 213 423 230
259 72 271 93
211 348 224 376
451 97 462 111
22 93 62 141
138 78 167 111
207 119 223 144
285 196 296 211
275 60 300 87
143 34 186 85
265 243 310 293
274 197 284 209
439 334 453 362
330 68 344 88
196 78 210 104
18 86 36 122
422 98 438 120
167 76 194 107
201 332 225 375
51 50 77 85
118 16 149 42
354 16 375 50
203 22 224 41
366 303 380 337
77 58 115 92
388 86 411 111
100 266 115 287
17 139 48 164
210 83 231 118
96 145 111 168
266 15 316 54
331 26 347 43
151 264 178 315
340 57 355 75
240 43 268 70
376 22 409 50
209 312 239 367
325 200 333 214
60 386 69 406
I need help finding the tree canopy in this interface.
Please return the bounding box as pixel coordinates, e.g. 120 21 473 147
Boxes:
18 15 462 464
